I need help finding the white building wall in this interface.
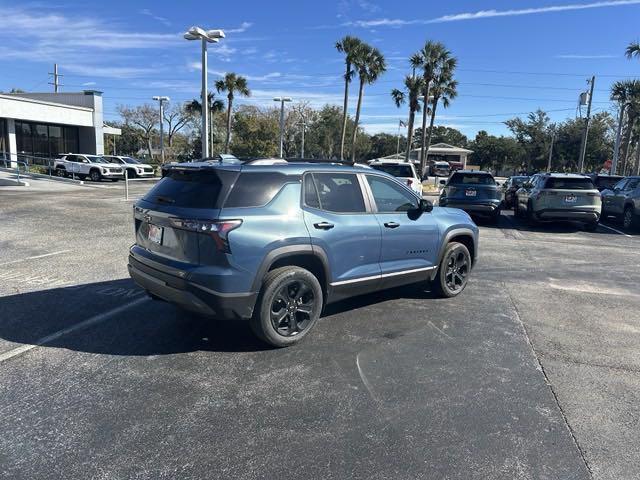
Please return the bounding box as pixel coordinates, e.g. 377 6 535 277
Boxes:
0 95 94 127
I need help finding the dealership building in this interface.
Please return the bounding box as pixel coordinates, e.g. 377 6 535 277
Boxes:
0 90 117 166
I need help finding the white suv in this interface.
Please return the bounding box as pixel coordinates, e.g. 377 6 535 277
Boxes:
103 155 155 178
368 160 423 195
54 154 124 182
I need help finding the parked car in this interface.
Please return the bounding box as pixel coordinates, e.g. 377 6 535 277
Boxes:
439 170 502 222
502 175 529 209
514 173 601 231
128 161 479 347
103 155 155 178
429 161 451 177
369 160 423 196
585 173 625 192
601 176 640 231
54 154 124 182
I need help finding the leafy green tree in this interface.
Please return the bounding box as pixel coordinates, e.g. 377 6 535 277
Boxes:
215 73 251 154
505 110 552 172
335 36 363 160
626 41 640 60
117 104 158 159
185 92 225 156
391 75 423 162
414 126 468 148
229 105 279 157
367 133 405 160
469 130 525 172
350 43 386 162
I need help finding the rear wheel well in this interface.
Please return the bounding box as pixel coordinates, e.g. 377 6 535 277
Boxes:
448 234 475 265
268 254 327 298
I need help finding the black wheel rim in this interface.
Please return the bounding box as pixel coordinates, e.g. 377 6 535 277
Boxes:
91 172 99 181
624 210 632 228
270 280 316 337
444 248 469 293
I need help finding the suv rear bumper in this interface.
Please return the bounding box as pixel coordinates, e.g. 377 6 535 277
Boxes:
128 253 257 319
440 200 501 216
536 209 600 222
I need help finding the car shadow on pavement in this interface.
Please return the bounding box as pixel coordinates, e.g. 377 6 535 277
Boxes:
0 278 439 357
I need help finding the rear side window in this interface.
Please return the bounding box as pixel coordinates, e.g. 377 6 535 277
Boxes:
224 172 294 208
371 164 414 178
450 173 495 185
305 172 366 213
143 169 237 209
544 177 594 190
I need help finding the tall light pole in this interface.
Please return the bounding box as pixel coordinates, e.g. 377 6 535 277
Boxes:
274 97 292 158
184 26 225 159
297 117 307 158
578 76 595 173
547 128 556 173
152 96 170 163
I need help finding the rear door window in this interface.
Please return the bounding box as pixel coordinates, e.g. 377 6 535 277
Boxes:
224 172 295 208
143 168 237 209
366 175 417 212
305 172 366 213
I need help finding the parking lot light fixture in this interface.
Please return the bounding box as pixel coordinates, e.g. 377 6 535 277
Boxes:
152 96 170 164
184 26 226 159
273 97 292 158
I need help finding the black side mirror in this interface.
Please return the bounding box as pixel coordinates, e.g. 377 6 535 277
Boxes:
419 198 433 212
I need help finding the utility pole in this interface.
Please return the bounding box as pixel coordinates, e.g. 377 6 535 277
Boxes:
48 64 62 93
152 96 170 163
547 130 556 172
297 117 307 158
578 76 595 173
396 120 402 158
274 97 292 158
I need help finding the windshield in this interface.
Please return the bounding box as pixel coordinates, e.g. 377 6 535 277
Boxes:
544 177 595 190
511 176 529 187
450 173 496 185
86 156 109 164
123 157 141 164
371 164 414 178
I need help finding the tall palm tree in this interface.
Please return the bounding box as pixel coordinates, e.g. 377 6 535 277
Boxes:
611 80 640 173
391 75 424 163
336 36 363 160
424 56 458 171
350 44 386 163
215 73 250 154
414 41 448 173
626 41 640 60
185 92 225 155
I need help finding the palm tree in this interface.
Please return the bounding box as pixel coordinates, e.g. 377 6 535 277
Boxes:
424 56 458 171
350 44 386 163
185 92 225 155
626 41 640 60
413 41 448 173
391 75 424 163
215 73 251 154
336 36 363 160
611 80 640 173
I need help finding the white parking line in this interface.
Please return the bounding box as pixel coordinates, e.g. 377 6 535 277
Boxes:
599 223 633 238
0 250 72 267
0 296 149 363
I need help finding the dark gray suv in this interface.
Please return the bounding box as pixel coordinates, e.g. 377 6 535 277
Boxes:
601 176 640 231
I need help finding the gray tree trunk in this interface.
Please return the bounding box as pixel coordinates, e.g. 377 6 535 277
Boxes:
339 63 351 161
350 79 365 164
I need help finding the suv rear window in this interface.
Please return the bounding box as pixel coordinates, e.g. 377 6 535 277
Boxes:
544 177 594 190
450 173 495 185
224 172 294 208
143 168 237 209
371 164 414 178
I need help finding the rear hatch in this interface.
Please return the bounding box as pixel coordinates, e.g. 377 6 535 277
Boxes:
134 165 240 266
447 172 499 202
540 177 600 210
371 163 417 189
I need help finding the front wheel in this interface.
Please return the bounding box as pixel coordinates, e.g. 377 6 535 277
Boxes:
90 170 101 182
584 220 598 232
623 207 638 231
433 242 472 298
250 266 323 347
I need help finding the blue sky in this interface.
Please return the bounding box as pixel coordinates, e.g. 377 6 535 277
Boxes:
1 0 639 138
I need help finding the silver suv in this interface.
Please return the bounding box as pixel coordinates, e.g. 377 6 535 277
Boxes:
515 173 601 230
601 176 640 231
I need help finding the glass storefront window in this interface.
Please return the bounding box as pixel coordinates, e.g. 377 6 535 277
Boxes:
64 126 79 154
16 122 34 157
48 125 64 157
12 120 79 162
0 119 7 160
34 124 49 158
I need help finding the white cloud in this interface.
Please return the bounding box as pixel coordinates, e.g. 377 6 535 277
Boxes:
344 0 640 27
65 64 159 79
139 9 171 27
224 22 253 33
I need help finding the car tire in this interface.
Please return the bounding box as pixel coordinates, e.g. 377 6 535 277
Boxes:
127 169 137 179
526 201 538 225
250 266 323 347
77 174 86 180
584 220 598 232
55 168 67 178
623 206 638 231
433 242 472 298
491 207 501 224
90 169 101 182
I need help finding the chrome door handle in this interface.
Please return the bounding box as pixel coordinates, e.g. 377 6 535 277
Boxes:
314 222 334 230
384 222 400 229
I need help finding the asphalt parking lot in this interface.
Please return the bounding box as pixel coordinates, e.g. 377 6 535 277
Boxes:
1 179 639 479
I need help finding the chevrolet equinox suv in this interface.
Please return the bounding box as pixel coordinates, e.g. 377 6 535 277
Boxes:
128 161 479 347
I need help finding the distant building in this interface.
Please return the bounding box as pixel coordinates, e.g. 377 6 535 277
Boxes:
0 90 114 166
382 143 474 168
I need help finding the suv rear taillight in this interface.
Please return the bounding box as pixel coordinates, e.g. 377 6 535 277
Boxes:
169 218 242 253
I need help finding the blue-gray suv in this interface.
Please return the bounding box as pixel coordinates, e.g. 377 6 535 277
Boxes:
128 161 479 347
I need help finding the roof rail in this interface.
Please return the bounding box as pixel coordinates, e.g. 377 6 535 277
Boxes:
285 157 355 165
